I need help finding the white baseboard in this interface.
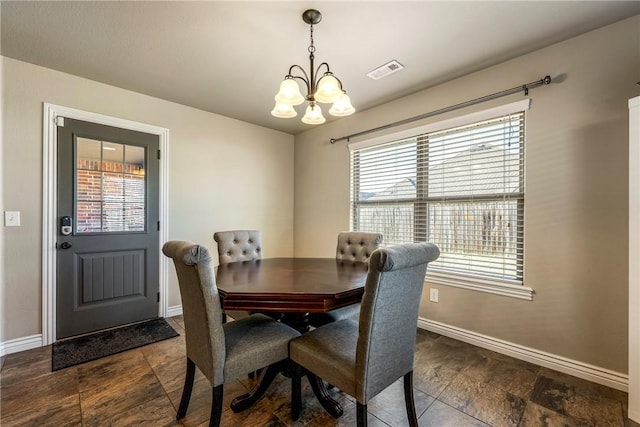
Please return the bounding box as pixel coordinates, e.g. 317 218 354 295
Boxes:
418 317 628 392
166 305 183 318
2 308 184 357
1 308 185 357
1 312 626 394
0 334 43 357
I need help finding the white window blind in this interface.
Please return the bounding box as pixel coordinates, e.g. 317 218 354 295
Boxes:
350 109 526 289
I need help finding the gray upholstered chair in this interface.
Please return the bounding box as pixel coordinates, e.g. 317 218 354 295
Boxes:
309 231 383 327
213 230 263 323
213 229 275 379
162 241 300 427
290 242 440 427
213 230 263 264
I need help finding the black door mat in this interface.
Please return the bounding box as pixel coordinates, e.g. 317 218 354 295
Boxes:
52 317 179 371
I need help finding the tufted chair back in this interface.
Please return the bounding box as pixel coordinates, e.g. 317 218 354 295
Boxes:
335 231 383 263
213 230 263 264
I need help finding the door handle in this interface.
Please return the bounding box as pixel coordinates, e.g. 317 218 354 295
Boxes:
59 242 73 250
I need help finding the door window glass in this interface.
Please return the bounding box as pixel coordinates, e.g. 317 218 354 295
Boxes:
76 137 146 233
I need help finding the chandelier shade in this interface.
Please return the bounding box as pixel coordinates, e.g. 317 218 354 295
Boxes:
329 92 356 116
314 74 342 103
271 102 298 118
274 78 305 106
271 9 355 125
301 103 326 125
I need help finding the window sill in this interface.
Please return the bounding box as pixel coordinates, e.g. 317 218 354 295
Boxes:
425 271 534 301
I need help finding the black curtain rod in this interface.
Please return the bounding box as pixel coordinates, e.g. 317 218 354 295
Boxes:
330 75 552 144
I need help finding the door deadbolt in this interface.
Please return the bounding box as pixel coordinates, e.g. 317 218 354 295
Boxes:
60 216 72 236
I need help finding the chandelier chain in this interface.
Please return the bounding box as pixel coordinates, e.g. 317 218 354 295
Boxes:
308 24 315 54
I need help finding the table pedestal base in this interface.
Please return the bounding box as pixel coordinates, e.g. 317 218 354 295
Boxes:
307 371 343 418
230 363 282 413
229 312 344 418
230 362 344 418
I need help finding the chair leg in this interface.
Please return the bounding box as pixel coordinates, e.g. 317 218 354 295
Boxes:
291 363 302 420
177 358 196 420
209 384 224 427
219 294 227 324
403 371 418 427
356 402 368 427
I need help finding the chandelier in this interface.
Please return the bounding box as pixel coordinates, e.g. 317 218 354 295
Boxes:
271 9 355 125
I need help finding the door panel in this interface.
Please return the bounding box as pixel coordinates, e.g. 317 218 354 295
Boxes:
77 249 145 302
56 117 160 339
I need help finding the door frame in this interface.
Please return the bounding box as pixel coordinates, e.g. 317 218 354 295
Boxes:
629 96 639 422
42 103 169 345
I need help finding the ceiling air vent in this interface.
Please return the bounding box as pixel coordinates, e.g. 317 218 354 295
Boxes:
366 60 404 80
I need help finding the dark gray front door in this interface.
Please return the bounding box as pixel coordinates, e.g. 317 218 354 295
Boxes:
56 117 160 339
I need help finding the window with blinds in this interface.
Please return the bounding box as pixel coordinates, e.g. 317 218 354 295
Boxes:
350 109 525 288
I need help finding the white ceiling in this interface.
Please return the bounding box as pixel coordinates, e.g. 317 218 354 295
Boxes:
2 1 639 135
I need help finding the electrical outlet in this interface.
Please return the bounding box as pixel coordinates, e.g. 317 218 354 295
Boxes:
4 211 20 227
429 288 439 303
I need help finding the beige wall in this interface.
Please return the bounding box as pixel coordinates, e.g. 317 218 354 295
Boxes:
1 14 638 376
294 16 640 373
1 57 294 342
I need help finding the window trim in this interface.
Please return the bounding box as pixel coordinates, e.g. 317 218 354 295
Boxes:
348 99 534 300
348 99 531 151
428 271 534 300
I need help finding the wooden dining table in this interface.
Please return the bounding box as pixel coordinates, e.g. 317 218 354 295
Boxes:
215 257 369 418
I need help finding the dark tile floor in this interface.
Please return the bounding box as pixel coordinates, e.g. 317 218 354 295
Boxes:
1 315 638 427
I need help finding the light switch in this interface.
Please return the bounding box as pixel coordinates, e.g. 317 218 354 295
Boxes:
4 211 21 227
